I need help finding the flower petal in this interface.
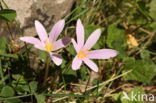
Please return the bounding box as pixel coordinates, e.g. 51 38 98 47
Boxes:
88 49 118 59
20 37 40 44
76 19 84 48
83 59 98 72
49 19 65 42
83 29 101 50
35 20 48 42
20 36 44 50
34 45 44 50
71 39 80 53
72 56 82 70
50 53 62 66
54 37 71 51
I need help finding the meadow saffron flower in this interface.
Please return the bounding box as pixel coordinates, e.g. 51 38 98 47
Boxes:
20 20 70 65
72 19 118 72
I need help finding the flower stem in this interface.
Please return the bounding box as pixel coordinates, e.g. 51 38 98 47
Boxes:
43 54 51 86
84 70 91 94
0 59 5 85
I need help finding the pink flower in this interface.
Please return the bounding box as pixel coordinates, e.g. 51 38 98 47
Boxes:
72 19 118 72
20 20 71 65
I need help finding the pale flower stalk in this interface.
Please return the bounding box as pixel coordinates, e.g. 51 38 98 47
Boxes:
20 20 70 65
72 19 118 72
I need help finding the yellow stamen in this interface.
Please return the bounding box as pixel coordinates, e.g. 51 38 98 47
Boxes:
45 39 54 52
78 50 88 59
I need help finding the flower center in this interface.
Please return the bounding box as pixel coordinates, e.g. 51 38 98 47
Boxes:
44 39 54 52
78 50 88 59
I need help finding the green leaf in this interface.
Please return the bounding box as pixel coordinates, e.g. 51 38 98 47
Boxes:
106 23 127 57
149 0 156 20
35 94 45 103
66 45 76 56
0 9 16 21
0 53 18 58
63 67 77 83
137 1 150 20
140 49 150 60
149 21 156 29
12 75 30 93
79 66 88 80
122 58 156 84
4 99 22 103
112 92 122 102
29 81 38 93
63 68 77 77
19 85 29 93
0 86 15 97
12 74 22 80
0 37 7 54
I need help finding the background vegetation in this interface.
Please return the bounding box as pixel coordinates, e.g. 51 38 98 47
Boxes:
0 0 156 102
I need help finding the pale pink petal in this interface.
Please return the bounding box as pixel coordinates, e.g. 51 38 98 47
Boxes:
54 37 71 51
88 49 118 59
49 20 65 42
20 37 44 50
83 29 101 50
71 39 80 53
72 56 82 70
83 59 98 72
35 20 48 42
76 19 84 48
50 53 62 66
34 45 45 50
20 37 40 45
